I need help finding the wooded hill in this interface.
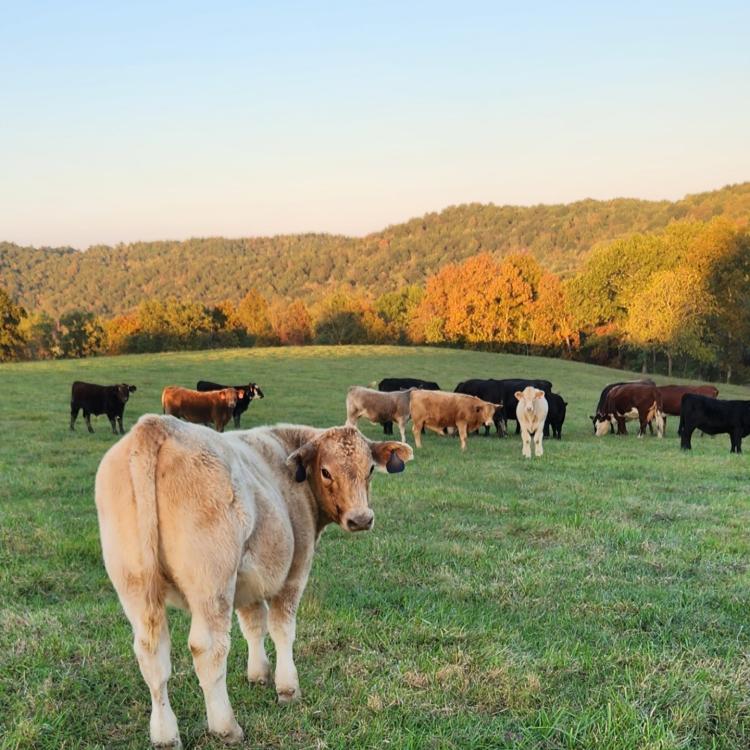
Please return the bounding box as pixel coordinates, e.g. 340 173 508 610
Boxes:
2 182 749 316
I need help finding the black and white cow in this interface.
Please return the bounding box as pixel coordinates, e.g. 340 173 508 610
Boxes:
70 381 137 434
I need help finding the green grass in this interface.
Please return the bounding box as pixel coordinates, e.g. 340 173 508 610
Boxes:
2 345 750 750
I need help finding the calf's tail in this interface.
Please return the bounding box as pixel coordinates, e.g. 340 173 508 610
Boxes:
128 415 171 651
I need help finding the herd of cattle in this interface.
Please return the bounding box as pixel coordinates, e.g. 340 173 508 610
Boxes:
84 369 750 747
71 375 750 453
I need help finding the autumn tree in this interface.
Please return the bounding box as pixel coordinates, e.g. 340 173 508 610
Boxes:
0 288 26 361
272 299 313 345
57 311 105 358
234 289 275 344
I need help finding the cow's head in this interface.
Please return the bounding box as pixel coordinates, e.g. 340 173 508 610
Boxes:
286 426 413 532
116 384 136 403
220 388 239 409
249 383 264 399
475 400 500 428
593 413 615 436
515 386 545 417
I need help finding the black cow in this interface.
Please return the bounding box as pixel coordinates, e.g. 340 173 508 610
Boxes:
70 381 136 435
196 380 264 428
455 378 551 436
378 377 441 435
679 394 750 453
545 392 568 439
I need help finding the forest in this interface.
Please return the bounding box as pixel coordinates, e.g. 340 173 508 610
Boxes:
1 183 749 381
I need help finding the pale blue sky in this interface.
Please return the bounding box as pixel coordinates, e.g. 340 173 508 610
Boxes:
1 1 748 248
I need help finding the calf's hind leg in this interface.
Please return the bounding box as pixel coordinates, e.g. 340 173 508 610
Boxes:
84 411 94 433
187 589 243 743
268 586 303 703
70 405 79 431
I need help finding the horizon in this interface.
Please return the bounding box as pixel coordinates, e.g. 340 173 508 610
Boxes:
2 2 749 248
4 179 748 252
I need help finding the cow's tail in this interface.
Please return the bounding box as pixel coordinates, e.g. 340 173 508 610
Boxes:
128 415 171 651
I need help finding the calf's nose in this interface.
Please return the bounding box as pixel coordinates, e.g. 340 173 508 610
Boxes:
345 510 374 532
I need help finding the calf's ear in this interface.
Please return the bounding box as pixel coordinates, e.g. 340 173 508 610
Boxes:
535 390 545 399
286 439 319 482
514 391 524 401
370 440 413 474
236 389 245 399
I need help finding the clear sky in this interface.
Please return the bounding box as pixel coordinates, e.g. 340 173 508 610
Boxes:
2 0 749 248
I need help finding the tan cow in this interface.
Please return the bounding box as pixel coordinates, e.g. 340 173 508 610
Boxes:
95 414 412 747
161 385 243 432
515 386 549 458
409 389 497 450
346 386 411 442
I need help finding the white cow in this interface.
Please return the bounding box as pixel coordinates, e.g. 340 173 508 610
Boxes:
515 386 549 458
95 414 412 747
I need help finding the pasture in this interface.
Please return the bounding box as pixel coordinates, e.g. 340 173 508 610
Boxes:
2 345 750 750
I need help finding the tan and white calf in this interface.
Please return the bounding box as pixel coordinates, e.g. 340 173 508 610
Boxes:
95 414 412 748
346 385 412 442
515 386 549 458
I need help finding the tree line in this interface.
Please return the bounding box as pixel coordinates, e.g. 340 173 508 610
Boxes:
2 217 749 383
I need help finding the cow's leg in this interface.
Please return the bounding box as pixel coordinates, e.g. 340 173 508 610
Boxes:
457 422 468 451
237 601 270 686
515 421 521 435
119 597 181 748
616 417 627 435
731 429 742 454
383 420 393 436
70 405 79 431
397 418 407 444
534 429 544 457
118 415 125 434
412 421 423 448
681 426 694 450
109 416 118 435
84 411 94 433
188 590 243 743
233 413 241 429
268 587 302 704
521 428 531 458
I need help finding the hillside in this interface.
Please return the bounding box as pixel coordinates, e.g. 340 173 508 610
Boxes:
2 182 749 316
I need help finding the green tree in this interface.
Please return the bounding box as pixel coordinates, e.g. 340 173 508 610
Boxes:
57 311 105 358
0 288 26 361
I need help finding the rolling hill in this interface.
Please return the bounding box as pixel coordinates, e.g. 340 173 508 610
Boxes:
2 182 749 317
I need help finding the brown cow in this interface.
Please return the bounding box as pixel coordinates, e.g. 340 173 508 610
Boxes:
346 386 412 442
594 383 664 438
656 385 719 433
409 390 498 450
162 385 244 432
95 415 412 746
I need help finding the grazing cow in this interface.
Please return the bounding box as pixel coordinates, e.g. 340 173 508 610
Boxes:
162 386 243 432
95 415 412 747
70 381 137 435
378 378 440 435
454 378 551 436
346 386 412 443
545 392 568 440
591 379 656 434
594 383 664 438
409 390 498 451
197 380 265 429
515 386 549 458
679 394 750 453
655 385 719 434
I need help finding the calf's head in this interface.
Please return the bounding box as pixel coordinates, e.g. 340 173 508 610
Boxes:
249 383 264 399
287 426 413 532
116 384 137 403
515 386 545 417
477 401 500 428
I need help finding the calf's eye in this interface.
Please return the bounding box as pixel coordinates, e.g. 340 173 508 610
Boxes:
321 468 332 480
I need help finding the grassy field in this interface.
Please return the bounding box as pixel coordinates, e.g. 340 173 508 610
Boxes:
2 345 750 750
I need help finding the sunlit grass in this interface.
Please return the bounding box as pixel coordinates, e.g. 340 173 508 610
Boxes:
2 346 749 749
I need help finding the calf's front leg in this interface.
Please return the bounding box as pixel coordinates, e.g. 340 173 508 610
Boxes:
521 427 532 458
236 601 270 685
534 429 544 457
268 586 302 703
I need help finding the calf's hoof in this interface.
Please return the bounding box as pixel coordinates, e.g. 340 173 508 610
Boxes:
212 722 244 745
153 739 182 749
247 662 271 686
277 686 301 704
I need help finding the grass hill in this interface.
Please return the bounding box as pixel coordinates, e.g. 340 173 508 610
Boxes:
2 345 750 748
2 182 749 317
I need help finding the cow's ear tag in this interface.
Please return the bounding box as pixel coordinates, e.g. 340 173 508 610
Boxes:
386 451 405 474
295 460 307 483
